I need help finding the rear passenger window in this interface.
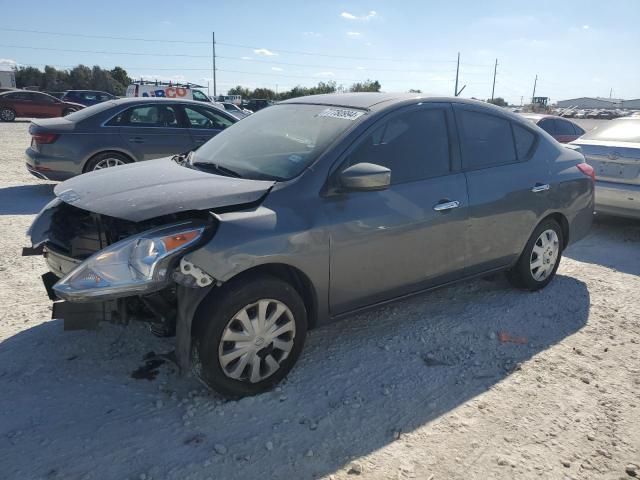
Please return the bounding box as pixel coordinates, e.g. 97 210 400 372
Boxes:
512 124 536 159
107 105 180 127
344 108 451 184
555 119 576 136
457 110 517 169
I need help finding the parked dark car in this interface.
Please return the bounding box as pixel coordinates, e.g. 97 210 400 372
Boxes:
25 97 238 180
0 90 84 122
62 90 117 107
244 98 273 112
26 93 594 397
521 113 586 143
571 117 640 218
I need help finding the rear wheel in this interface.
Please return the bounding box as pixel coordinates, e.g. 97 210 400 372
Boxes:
0 107 16 122
507 219 563 290
84 152 132 172
192 275 307 397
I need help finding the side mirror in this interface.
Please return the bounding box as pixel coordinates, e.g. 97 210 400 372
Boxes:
338 162 391 191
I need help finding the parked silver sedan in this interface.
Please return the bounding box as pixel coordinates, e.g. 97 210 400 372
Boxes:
25 98 238 181
572 117 640 219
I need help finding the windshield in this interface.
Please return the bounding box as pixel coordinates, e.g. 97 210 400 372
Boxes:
581 119 640 143
190 104 365 181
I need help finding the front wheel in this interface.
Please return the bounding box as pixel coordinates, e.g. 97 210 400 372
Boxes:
507 219 563 290
0 107 16 122
192 275 307 397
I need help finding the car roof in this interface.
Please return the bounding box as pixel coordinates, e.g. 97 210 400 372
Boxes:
107 97 215 106
279 92 511 113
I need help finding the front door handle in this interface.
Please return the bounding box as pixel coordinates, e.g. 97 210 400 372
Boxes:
128 137 145 144
531 183 550 193
433 200 460 212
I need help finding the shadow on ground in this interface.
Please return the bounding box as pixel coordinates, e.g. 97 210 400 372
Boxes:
0 183 55 215
565 214 640 276
0 274 589 479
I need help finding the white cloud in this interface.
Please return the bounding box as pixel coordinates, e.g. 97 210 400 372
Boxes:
303 31 322 37
271 67 283 71
347 31 362 37
254 48 277 56
356 66 365 70
582 24 590 29
240 56 252 60
315 71 335 77
341 10 377 21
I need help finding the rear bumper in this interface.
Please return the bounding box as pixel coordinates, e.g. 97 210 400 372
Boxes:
25 147 77 181
595 180 640 219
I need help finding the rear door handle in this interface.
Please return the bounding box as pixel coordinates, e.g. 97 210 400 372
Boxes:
433 200 460 212
531 183 550 193
128 137 145 144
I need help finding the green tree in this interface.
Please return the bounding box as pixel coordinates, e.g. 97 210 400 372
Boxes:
14 66 44 89
69 65 92 90
110 66 130 89
487 97 507 107
350 79 381 92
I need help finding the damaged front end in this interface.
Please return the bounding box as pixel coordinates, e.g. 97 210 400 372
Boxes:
25 199 218 368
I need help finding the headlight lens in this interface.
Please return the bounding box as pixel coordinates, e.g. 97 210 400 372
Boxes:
53 222 206 302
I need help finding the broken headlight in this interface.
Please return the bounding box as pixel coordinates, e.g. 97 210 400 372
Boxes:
53 222 207 302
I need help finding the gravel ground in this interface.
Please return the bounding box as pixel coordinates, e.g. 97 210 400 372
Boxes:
0 120 639 480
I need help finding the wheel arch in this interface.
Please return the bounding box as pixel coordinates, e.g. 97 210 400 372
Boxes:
191 262 319 340
543 212 570 249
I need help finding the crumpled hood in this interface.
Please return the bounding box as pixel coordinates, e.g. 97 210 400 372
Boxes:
54 157 275 222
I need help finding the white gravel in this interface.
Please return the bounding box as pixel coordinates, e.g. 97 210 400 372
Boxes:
1 120 639 480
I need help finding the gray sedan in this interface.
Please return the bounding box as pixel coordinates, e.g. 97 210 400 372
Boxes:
571 117 640 219
25 98 238 181
27 93 594 397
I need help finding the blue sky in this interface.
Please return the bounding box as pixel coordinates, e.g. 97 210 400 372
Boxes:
0 0 638 103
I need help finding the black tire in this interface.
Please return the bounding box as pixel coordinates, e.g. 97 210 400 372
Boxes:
84 151 132 172
0 107 16 122
192 274 308 398
507 219 563 291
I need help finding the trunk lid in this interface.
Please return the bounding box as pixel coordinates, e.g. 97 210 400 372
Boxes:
30 117 76 133
53 157 275 222
571 140 640 185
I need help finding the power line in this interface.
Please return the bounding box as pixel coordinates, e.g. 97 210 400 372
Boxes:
217 55 457 74
0 27 476 65
0 27 209 44
0 44 210 58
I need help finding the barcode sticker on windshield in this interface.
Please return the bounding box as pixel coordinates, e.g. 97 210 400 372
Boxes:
316 108 365 120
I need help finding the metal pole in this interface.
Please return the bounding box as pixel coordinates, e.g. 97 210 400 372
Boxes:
212 32 217 98
491 58 498 101
454 52 460 96
531 74 537 105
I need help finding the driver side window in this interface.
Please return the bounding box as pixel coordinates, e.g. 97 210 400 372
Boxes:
343 107 451 184
184 106 234 130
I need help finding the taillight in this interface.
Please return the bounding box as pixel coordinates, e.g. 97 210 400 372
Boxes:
32 133 59 144
577 162 595 182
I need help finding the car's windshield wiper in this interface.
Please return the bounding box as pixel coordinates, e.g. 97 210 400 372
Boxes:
192 162 243 178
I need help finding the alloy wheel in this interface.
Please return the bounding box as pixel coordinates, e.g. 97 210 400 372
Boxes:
218 299 296 383
0 108 15 121
93 157 126 170
530 229 559 281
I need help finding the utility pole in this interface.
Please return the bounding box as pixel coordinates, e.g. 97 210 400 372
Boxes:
609 88 613 99
454 52 460 97
531 74 538 105
454 52 466 96
212 32 217 98
491 58 498 101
